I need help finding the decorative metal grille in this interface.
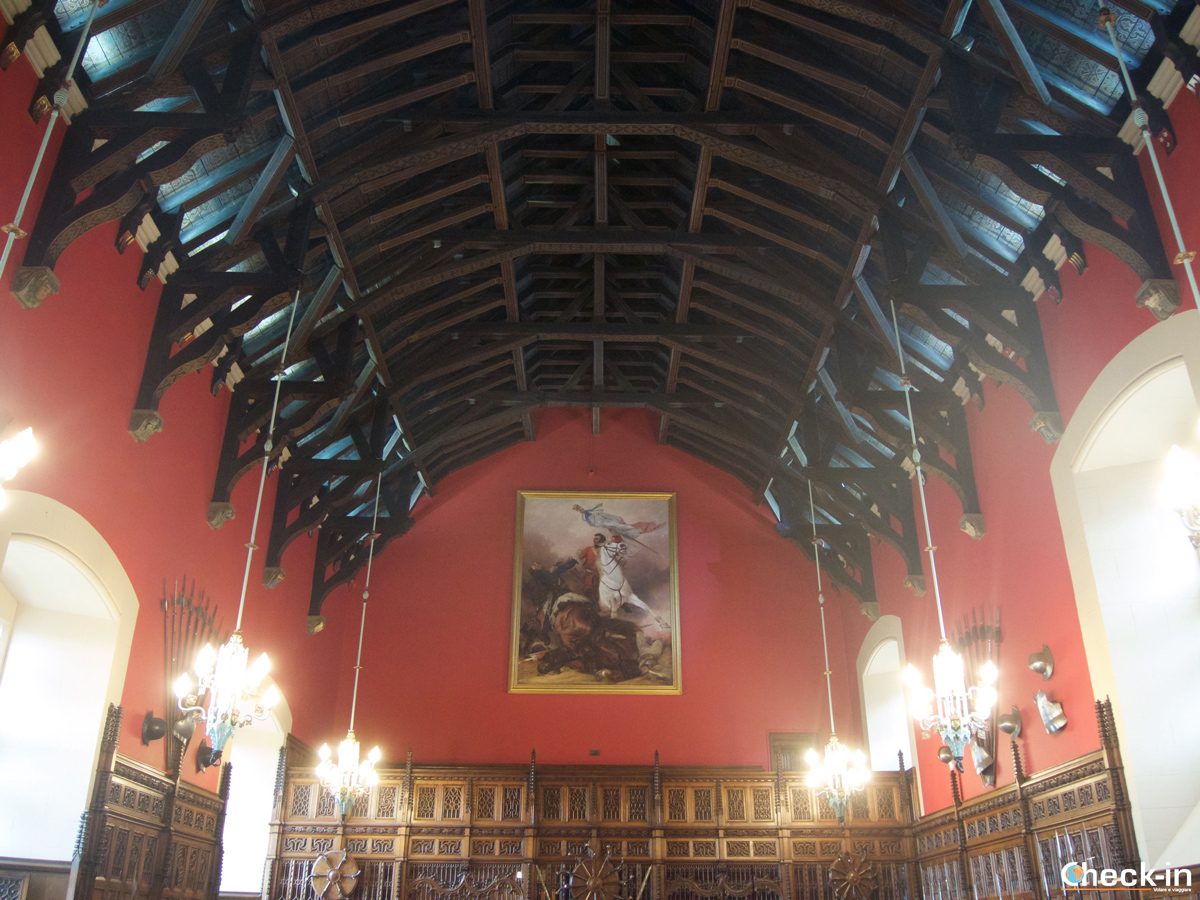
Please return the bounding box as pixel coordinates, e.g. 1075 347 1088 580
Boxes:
443 786 462 819
603 788 622 820
416 786 437 819
727 789 746 821
317 789 338 818
502 787 522 820
752 789 772 821
0 876 27 900
477 787 496 820
694 789 712 821
875 788 895 819
628 787 647 822
850 792 869 821
378 787 398 819
794 862 833 900
669 789 687 821
816 794 835 821
273 857 314 900
568 787 588 820
351 790 371 819
362 860 395 900
542 787 561 821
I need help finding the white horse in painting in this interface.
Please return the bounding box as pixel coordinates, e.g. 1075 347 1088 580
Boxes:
597 538 667 628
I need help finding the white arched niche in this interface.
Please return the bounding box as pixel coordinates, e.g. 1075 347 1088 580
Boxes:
220 684 292 896
0 491 139 861
856 615 920 809
1051 309 1200 870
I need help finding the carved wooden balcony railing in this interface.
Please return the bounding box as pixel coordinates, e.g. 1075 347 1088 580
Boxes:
262 702 1140 900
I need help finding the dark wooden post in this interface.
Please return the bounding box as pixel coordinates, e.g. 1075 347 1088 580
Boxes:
69 703 123 900
1096 698 1140 872
1010 740 1046 900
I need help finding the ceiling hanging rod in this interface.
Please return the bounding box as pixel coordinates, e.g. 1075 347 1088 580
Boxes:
1099 7 1200 310
172 289 302 769
317 473 384 819
1 0 102 288
890 298 998 774
803 478 868 825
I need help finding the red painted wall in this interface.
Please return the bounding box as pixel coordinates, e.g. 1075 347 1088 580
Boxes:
319 406 864 770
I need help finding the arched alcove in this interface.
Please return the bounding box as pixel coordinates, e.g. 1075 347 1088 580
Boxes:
0 491 139 861
1052 310 1200 868
856 615 919 796
220 683 292 895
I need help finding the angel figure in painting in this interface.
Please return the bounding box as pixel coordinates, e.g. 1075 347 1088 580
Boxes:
572 503 664 550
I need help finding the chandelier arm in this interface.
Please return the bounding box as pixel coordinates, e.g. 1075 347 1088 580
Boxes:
234 288 301 631
888 297 947 641
349 473 383 733
806 480 836 735
1102 16 1200 307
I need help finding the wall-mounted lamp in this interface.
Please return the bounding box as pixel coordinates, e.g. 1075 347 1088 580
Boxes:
0 426 37 510
1159 445 1200 549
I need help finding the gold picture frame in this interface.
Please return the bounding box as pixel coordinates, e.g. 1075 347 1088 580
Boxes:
509 491 680 694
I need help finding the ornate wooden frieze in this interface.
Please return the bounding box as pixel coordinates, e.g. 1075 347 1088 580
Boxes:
261 743 1135 900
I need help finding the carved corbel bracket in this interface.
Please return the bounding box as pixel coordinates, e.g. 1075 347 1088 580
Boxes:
0 6 46 71
10 264 60 308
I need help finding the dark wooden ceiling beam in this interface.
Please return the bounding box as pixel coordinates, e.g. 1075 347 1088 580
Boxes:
728 38 907 119
746 0 922 78
443 323 773 342
723 78 892 154
706 179 854 246
296 31 474 102
703 206 845 276
148 0 221 83
595 0 611 105
225 136 297 247
1005 0 1123 69
290 266 344 361
276 0 460 54
900 151 968 258
751 46 941 498
975 0 1052 105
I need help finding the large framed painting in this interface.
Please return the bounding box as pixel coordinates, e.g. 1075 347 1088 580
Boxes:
510 491 680 694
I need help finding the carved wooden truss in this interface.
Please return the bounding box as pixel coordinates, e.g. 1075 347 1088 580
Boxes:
7 0 1194 618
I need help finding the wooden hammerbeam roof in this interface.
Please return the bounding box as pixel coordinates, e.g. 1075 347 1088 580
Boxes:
9 0 1191 623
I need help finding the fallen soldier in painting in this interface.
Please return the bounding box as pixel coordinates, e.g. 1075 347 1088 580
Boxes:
536 595 669 683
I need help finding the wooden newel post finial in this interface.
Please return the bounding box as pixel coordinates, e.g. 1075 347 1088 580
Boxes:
529 750 537 815
1010 738 1025 784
